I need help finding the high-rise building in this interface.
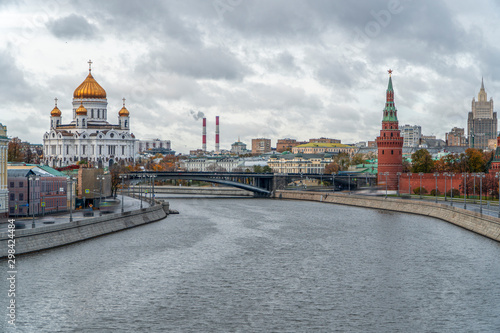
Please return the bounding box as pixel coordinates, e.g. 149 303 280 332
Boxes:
445 127 467 146
376 70 403 190
252 138 271 155
399 124 421 147
468 78 497 149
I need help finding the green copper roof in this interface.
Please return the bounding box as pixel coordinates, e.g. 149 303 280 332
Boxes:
382 75 398 122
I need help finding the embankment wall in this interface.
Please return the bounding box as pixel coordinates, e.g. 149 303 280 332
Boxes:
276 190 500 242
0 203 170 258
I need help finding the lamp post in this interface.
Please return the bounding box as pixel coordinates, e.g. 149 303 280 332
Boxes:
331 173 335 191
96 174 104 215
462 173 468 210
396 172 401 196
28 173 39 229
140 174 144 209
472 173 476 203
119 174 127 213
348 174 351 194
443 172 448 202
449 173 455 207
151 174 157 206
383 172 389 198
434 172 439 203
67 177 75 222
496 172 500 217
477 173 485 214
418 172 424 199
407 172 413 197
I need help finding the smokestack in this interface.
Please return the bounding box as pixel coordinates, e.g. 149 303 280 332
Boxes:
202 117 207 151
215 116 220 152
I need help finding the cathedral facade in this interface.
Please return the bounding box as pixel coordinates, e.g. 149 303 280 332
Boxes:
43 61 136 168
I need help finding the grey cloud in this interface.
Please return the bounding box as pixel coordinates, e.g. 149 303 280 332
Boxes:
0 50 33 103
46 14 97 40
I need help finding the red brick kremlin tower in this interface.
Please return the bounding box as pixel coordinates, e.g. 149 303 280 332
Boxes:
376 70 403 189
490 135 500 172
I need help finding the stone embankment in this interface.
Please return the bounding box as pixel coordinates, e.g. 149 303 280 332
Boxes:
276 190 500 242
0 202 170 258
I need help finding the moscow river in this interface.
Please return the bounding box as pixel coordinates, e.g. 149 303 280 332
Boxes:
2 196 500 332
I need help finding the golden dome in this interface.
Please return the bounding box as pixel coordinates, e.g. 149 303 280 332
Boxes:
76 102 87 116
73 61 106 99
50 98 61 117
119 97 129 117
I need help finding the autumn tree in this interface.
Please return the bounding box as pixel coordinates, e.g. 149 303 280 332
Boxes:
411 149 434 173
8 137 25 162
109 163 129 197
324 161 340 174
351 153 367 166
465 148 485 172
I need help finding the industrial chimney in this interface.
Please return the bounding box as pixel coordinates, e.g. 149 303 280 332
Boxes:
215 116 220 152
202 117 207 152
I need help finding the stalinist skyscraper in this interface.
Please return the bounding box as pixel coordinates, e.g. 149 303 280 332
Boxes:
468 78 497 149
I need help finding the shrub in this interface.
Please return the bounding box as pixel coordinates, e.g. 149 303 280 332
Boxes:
446 189 461 197
430 189 440 196
413 187 428 195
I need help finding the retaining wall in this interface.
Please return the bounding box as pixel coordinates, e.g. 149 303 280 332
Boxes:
145 186 253 196
0 202 170 258
276 190 500 242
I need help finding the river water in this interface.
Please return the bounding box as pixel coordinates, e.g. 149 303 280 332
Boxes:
2 197 500 332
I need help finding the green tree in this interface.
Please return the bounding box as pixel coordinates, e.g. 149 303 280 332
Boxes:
262 165 273 173
253 165 263 173
411 149 434 173
351 153 367 166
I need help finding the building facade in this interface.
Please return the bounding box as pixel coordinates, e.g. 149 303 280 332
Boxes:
292 143 357 156
445 127 467 146
0 124 7 218
376 71 403 190
252 138 272 155
179 157 244 172
230 140 248 155
399 124 421 147
8 165 68 217
137 139 172 153
276 138 299 153
268 153 335 174
468 78 497 149
43 61 136 168
309 137 341 144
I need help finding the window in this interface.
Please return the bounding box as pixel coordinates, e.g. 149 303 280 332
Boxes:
382 150 385 155
19 193 23 201
391 150 394 155
9 182 14 188
91 109 94 118
9 207 14 214
9 193 14 201
19 182 23 188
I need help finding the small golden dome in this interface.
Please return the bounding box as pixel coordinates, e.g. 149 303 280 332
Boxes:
73 61 106 99
76 102 87 116
51 106 61 117
119 97 129 117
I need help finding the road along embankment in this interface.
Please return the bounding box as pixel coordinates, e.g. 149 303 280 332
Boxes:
276 190 500 242
0 202 170 258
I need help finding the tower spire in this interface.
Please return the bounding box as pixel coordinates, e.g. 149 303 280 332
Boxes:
88 59 92 73
481 76 485 90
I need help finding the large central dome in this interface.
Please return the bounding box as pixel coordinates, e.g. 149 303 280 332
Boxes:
73 63 107 99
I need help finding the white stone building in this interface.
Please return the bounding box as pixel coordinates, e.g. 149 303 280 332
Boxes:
179 157 244 172
399 124 422 147
43 61 136 168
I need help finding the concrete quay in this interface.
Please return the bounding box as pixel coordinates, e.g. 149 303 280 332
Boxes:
0 202 170 258
276 190 500 242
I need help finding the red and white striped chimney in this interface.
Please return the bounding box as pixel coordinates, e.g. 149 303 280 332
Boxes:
202 117 207 151
215 116 220 152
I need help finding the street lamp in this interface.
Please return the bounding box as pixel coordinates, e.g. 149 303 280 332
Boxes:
348 174 351 194
119 174 127 213
151 174 157 206
383 172 389 198
67 177 76 222
407 172 413 197
462 173 468 210
496 172 500 218
28 173 39 229
331 173 335 191
449 173 455 207
96 174 104 214
433 172 439 203
472 173 477 203
443 172 449 202
477 173 485 214
396 172 401 196
418 172 424 199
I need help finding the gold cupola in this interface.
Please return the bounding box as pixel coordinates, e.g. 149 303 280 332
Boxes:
119 97 129 117
75 101 88 116
50 97 61 117
73 60 107 99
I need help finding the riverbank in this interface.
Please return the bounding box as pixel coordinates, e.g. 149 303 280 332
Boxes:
276 190 500 242
0 202 170 258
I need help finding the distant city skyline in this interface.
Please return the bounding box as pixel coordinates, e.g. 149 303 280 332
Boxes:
1 0 500 153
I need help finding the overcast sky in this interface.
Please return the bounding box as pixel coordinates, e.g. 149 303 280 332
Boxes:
1 0 500 154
